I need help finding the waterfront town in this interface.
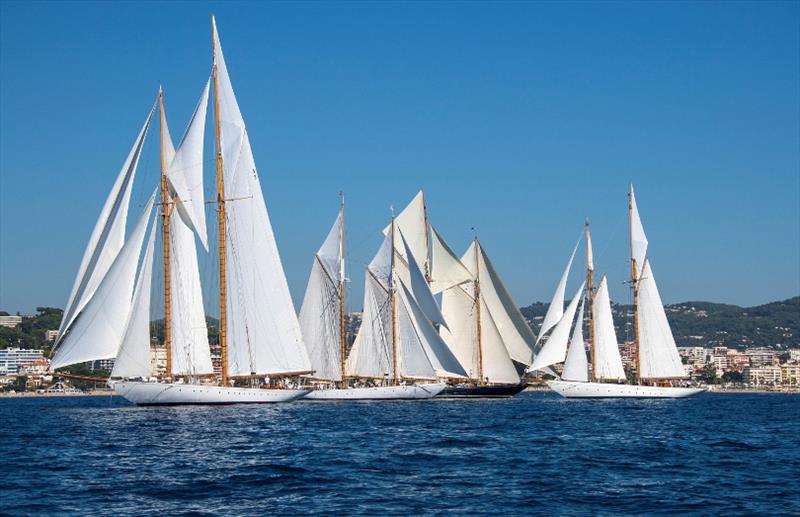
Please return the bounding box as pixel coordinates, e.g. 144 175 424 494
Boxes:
1 307 798 393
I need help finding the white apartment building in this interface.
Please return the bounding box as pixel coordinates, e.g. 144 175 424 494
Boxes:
0 348 45 375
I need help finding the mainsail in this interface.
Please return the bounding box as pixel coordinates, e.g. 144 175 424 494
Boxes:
213 18 311 376
51 194 156 370
111 214 158 379
592 275 626 381
629 184 648 279
637 259 686 379
163 91 213 377
56 109 154 344
536 238 580 345
561 299 589 382
528 283 585 372
429 226 472 294
299 211 344 381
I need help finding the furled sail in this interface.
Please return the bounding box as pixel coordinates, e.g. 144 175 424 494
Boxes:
384 190 428 276
57 109 154 344
429 227 472 294
476 242 536 365
637 259 686 379
213 18 311 376
536 238 580 345
592 276 626 381
299 211 344 381
166 80 210 251
630 184 648 278
528 283 585 372
111 214 158 379
561 299 589 382
51 194 156 370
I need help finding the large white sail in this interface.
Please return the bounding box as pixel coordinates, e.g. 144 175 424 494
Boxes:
399 282 465 379
112 214 158 379
429 227 472 294
592 276 626 381
439 244 521 384
384 190 428 275
561 299 589 382
630 184 648 278
159 100 213 377
537 239 580 345
637 259 686 379
213 18 311 376
476 243 536 366
51 194 155 370
167 80 210 251
528 283 585 372
346 272 392 379
396 283 437 380
400 232 447 328
57 109 154 344
299 212 344 381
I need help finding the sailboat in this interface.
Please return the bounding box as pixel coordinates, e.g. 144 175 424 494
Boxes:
51 17 312 405
537 190 704 398
386 192 532 397
303 206 464 400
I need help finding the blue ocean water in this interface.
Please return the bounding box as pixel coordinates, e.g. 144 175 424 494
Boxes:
1 392 798 515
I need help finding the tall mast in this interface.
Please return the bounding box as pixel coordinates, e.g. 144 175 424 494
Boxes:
422 191 432 283
158 88 172 379
586 219 595 382
339 193 347 385
390 216 399 384
629 185 640 385
474 236 484 384
212 18 229 386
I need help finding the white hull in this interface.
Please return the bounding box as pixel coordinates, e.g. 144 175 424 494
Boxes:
548 380 705 399
303 383 446 400
112 381 309 405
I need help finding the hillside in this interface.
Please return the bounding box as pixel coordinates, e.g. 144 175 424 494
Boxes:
520 296 800 350
2 297 798 353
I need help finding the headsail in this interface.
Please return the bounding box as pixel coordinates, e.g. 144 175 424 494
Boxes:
51 193 156 370
299 211 344 381
528 283 585 372
592 276 626 381
112 214 158 379
629 184 648 279
561 299 589 382
166 80 210 250
429 227 472 294
57 108 154 344
637 259 686 379
213 18 311 376
536 238 580 345
400 232 447 329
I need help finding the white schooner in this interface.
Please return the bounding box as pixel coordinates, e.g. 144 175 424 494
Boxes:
50 17 312 405
531 187 704 398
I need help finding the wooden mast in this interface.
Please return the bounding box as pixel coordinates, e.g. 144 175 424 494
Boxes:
629 185 640 385
586 219 595 382
158 88 173 379
422 191 432 283
473 236 484 385
390 216 399 385
212 17 229 387
339 193 347 385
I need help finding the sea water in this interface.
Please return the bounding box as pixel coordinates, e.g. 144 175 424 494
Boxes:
1 392 798 515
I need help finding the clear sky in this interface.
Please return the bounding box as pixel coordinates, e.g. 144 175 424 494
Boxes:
1 1 798 316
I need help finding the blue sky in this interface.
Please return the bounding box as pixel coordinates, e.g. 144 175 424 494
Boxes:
1 1 798 315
